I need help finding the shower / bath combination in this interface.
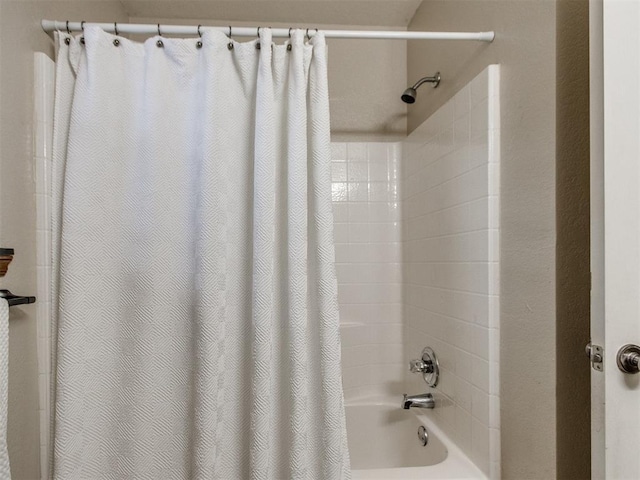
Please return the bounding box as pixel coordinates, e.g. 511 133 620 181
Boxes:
401 72 441 103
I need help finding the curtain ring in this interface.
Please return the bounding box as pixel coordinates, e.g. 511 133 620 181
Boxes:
196 24 203 48
227 26 234 50
66 21 71 34
156 24 163 47
81 21 85 32
287 27 293 51
114 22 119 36
257 26 261 38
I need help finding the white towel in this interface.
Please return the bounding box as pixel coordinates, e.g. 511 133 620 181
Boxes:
0 299 9 479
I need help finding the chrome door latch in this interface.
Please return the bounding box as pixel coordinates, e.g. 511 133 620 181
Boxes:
586 342 604 372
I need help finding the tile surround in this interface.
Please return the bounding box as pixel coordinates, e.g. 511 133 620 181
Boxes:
401 65 500 479
332 142 404 401
33 52 55 480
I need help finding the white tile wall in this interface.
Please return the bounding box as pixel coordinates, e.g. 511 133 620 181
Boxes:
332 142 404 401
33 52 55 480
401 65 500 479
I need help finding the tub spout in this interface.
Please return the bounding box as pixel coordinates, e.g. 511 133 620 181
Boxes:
402 393 435 409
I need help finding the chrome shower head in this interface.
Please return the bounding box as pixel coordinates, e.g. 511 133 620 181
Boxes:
401 88 417 104
401 72 441 104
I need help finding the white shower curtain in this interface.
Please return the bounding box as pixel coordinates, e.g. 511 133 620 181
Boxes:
51 26 350 479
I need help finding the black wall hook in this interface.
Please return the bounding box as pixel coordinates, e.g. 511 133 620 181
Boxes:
0 289 36 307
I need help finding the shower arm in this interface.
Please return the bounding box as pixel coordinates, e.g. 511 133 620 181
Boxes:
411 73 441 90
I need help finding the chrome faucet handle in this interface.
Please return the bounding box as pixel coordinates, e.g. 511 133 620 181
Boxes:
409 358 426 373
409 358 434 374
409 347 440 387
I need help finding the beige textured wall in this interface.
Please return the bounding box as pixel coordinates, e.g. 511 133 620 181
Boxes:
131 17 408 141
555 0 590 478
0 3 128 478
408 2 558 478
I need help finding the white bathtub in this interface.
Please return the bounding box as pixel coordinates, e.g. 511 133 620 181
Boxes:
346 400 487 479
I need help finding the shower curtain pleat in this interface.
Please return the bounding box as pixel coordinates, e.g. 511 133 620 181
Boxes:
50 26 350 480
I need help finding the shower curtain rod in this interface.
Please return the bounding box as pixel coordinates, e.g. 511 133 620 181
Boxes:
41 20 495 42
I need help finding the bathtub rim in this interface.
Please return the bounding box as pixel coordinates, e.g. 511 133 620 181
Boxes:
346 396 488 479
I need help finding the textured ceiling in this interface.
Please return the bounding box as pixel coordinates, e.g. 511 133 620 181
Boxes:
121 1 423 27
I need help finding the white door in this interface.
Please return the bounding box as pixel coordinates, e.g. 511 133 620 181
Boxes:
591 0 640 478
